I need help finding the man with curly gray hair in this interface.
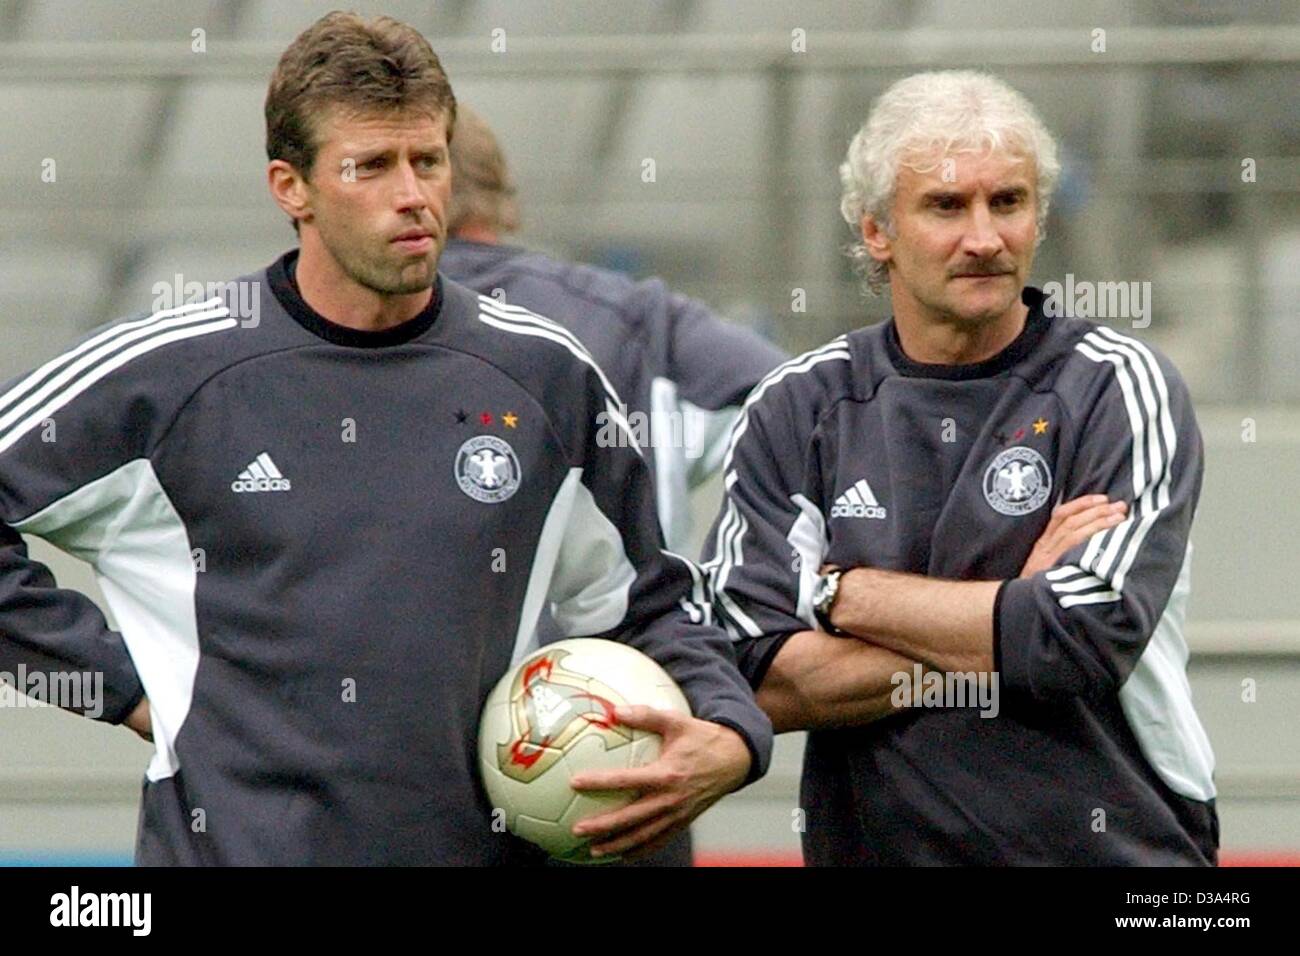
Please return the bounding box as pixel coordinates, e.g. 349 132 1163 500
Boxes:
839 70 1061 297
702 71 1217 865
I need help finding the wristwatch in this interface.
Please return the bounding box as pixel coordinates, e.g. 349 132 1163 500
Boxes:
812 568 845 635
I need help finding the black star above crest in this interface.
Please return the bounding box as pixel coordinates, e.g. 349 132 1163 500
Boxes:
454 408 467 425
994 430 1010 446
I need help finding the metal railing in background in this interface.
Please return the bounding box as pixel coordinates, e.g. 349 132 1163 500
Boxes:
1 26 1298 79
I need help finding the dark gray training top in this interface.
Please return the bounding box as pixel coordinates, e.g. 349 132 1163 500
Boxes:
706 287 1217 865
0 249 773 865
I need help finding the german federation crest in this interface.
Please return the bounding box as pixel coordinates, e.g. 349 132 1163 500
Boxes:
983 446 1051 516
455 435 521 503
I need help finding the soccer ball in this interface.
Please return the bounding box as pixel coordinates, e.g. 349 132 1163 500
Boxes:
478 638 691 864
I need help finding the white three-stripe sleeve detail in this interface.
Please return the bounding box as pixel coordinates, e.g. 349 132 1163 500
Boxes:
1075 330 1178 594
0 317 237 457
711 499 763 639
1092 327 1179 592
1083 333 1162 583
0 306 231 439
0 298 224 422
1074 341 1147 578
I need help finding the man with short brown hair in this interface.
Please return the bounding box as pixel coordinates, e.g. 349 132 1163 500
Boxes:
0 12 771 865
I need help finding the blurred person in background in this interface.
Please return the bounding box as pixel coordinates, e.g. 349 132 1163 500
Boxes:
440 106 788 865
703 71 1217 865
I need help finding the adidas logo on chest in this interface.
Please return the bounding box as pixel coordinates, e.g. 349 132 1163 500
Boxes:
231 452 291 493
830 478 886 519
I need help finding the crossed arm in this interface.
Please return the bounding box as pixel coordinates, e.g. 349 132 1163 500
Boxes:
758 495 1126 733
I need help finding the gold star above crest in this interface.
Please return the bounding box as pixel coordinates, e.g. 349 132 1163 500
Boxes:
502 412 519 428
1033 417 1049 435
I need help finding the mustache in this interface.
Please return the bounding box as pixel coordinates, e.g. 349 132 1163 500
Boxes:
950 261 1014 277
